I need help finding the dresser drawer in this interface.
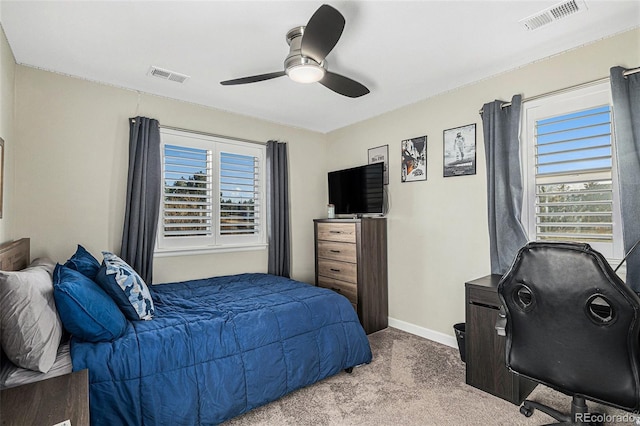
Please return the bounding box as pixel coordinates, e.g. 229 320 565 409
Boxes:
317 240 357 263
317 222 357 243
318 276 357 304
468 286 500 308
318 258 357 284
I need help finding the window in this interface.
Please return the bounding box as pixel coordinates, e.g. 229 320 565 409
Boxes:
156 128 266 255
521 82 623 261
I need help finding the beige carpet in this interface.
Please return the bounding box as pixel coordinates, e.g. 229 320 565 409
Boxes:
224 327 634 425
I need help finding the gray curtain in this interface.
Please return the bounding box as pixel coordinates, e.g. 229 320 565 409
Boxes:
481 95 528 275
610 66 640 290
121 117 161 284
266 140 291 278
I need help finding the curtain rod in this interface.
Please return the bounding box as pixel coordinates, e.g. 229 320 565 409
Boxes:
130 119 267 146
478 66 640 115
159 125 267 146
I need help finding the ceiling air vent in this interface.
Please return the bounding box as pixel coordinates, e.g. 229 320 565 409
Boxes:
519 0 588 30
148 66 190 84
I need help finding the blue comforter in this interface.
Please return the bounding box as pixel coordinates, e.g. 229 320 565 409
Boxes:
71 273 372 425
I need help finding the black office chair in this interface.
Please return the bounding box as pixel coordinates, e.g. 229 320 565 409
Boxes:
497 242 640 424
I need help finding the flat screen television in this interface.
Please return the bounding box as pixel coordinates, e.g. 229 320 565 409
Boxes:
328 163 384 215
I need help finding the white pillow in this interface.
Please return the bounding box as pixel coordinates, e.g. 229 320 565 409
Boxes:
0 258 62 373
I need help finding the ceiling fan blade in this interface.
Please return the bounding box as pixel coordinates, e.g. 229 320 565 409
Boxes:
220 71 286 86
300 4 345 63
319 71 369 98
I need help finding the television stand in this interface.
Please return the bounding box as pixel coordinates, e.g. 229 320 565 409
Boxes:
334 214 383 219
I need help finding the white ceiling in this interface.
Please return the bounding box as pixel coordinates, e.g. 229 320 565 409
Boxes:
1 1 638 133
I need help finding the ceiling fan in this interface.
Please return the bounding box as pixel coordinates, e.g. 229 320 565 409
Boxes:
220 4 369 98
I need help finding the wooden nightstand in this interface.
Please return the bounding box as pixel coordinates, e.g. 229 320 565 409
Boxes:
0 369 89 426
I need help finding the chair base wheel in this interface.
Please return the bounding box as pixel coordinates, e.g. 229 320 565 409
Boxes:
344 367 353 373
520 405 534 417
518 396 603 424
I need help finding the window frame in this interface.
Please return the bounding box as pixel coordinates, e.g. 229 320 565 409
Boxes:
155 128 267 257
520 82 624 263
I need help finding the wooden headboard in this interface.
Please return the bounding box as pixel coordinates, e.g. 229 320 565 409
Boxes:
0 238 30 271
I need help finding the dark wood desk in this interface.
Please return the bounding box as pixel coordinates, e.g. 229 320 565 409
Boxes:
1 369 89 426
465 275 537 404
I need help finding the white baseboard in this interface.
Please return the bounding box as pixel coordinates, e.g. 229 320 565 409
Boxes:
388 317 458 349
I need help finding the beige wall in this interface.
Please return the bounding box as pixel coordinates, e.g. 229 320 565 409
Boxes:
8 27 640 340
13 67 327 284
0 26 16 243
326 28 640 338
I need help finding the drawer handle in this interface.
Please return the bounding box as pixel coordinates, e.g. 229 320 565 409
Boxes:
329 249 341 253
330 268 341 272
330 230 343 234
331 287 342 293
469 301 499 310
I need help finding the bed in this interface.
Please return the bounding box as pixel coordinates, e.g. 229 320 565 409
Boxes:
0 239 372 425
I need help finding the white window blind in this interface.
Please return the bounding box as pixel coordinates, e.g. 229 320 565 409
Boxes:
157 129 266 254
163 145 213 238
522 82 623 260
219 152 260 236
534 105 614 243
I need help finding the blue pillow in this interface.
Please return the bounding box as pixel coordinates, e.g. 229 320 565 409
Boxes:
95 252 154 321
64 245 101 280
53 264 128 342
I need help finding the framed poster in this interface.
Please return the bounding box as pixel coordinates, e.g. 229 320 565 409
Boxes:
443 123 476 177
401 136 427 182
368 144 389 185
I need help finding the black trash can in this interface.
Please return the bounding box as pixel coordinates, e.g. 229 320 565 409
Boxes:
453 323 466 363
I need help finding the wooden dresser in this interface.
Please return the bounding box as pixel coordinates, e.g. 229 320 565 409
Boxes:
314 218 388 334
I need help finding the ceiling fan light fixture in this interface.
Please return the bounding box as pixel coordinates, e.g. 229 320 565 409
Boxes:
287 63 325 83
221 5 369 97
